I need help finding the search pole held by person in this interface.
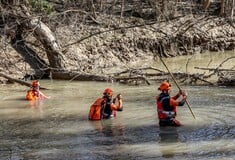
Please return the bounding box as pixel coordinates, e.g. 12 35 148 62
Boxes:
159 56 196 119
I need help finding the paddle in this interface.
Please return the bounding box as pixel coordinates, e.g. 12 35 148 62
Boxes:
159 57 196 119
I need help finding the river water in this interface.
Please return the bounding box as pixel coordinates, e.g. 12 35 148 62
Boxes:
0 52 234 160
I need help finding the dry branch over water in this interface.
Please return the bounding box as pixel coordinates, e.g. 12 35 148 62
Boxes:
0 1 234 86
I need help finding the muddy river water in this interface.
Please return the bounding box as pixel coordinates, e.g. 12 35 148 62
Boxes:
0 51 234 160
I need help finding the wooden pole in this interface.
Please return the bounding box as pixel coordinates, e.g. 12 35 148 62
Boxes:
159 57 196 119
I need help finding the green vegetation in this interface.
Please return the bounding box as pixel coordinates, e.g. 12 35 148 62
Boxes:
29 0 54 14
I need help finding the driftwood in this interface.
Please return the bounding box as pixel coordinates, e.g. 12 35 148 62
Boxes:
0 72 48 89
195 67 235 86
111 66 215 85
112 67 164 85
51 71 109 81
115 76 151 85
217 75 235 86
194 67 235 72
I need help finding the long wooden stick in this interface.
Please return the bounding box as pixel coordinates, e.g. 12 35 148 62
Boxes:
159 57 196 119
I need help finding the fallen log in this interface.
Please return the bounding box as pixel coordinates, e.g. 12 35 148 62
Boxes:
194 67 235 72
0 72 48 89
51 71 109 81
112 66 165 77
217 77 235 86
112 66 215 85
115 76 151 85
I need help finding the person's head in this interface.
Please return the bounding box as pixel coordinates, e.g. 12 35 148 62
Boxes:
103 88 113 100
31 80 40 90
158 81 171 94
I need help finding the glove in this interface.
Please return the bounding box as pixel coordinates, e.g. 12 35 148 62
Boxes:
182 91 188 97
179 90 187 96
112 98 116 103
117 107 123 111
116 94 122 100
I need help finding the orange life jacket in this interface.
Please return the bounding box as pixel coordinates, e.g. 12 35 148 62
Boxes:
88 98 104 120
89 96 122 120
26 90 38 101
156 93 177 120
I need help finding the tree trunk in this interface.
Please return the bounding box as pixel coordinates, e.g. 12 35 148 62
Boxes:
27 18 66 70
161 0 167 14
20 5 66 71
230 0 234 19
203 0 211 9
10 25 50 78
0 72 48 89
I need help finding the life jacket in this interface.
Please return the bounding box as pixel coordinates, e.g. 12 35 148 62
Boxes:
156 93 176 120
88 97 114 121
88 98 104 120
102 97 113 119
26 90 39 101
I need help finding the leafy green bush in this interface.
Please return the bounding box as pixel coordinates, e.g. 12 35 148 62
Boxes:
29 0 54 14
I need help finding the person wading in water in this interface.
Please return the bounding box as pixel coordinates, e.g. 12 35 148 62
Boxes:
156 81 187 127
26 80 50 101
89 88 123 120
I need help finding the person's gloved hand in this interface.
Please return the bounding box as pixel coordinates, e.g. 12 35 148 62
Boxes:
112 98 116 103
112 94 122 103
182 91 187 97
117 94 123 111
178 90 187 96
117 108 123 111
181 91 188 101
117 94 122 100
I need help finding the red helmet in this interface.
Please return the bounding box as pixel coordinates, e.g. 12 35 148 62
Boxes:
103 88 113 96
31 80 39 87
158 81 171 91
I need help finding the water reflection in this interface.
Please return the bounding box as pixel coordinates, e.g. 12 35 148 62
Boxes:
90 119 124 137
26 100 45 119
159 127 179 158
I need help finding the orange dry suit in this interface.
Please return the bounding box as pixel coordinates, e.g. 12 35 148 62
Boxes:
156 93 185 126
88 95 123 121
26 89 40 101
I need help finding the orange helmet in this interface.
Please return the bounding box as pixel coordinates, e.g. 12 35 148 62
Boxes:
103 88 113 96
31 80 39 87
158 81 171 91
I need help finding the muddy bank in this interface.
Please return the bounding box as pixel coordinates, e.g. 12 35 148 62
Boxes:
58 15 235 74
0 14 234 85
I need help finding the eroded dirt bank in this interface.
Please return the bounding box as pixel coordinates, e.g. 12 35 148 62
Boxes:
0 13 234 85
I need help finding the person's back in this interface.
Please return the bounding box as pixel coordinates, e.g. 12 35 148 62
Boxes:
26 89 39 101
89 88 123 121
88 98 104 120
26 80 50 101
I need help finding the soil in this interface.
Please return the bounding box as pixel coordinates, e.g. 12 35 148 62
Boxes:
0 12 234 84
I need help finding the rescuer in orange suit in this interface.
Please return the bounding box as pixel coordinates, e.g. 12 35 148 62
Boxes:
26 80 50 101
89 88 123 120
156 81 187 127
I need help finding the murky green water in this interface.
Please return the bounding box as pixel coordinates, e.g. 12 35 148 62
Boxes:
0 52 234 160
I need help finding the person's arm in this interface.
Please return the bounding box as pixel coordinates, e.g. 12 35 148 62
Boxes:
172 89 184 100
172 90 187 106
169 98 179 110
172 93 180 100
177 90 187 106
39 91 51 99
111 94 123 111
178 98 186 106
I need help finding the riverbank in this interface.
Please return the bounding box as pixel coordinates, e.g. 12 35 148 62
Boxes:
0 12 234 85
